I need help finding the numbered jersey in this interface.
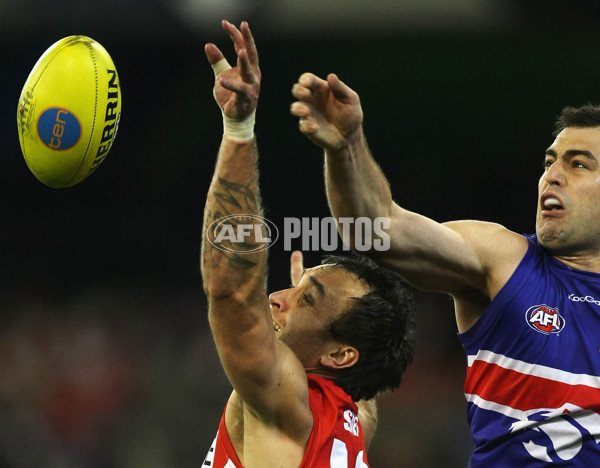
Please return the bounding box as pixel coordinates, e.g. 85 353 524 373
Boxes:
203 375 370 468
459 234 600 467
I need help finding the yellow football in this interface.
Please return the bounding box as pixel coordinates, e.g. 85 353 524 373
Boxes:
17 36 121 188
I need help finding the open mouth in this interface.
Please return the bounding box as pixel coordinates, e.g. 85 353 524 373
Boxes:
542 196 563 211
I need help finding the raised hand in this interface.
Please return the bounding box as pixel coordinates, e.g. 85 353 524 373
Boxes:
205 20 260 120
290 72 363 151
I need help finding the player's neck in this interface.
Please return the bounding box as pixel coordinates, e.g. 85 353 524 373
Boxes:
553 252 600 273
304 367 337 380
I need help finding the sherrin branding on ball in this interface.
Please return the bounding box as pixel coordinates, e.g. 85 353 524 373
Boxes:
17 35 121 188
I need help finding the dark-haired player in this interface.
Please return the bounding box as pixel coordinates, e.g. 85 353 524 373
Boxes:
201 21 416 467
291 68 600 466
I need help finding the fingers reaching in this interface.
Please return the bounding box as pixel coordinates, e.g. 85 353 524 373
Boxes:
240 21 259 68
292 73 327 102
299 73 327 91
220 21 259 80
290 73 326 135
221 20 244 54
326 73 353 103
206 19 261 120
290 70 363 150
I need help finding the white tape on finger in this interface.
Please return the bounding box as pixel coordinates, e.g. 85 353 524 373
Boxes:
212 58 231 77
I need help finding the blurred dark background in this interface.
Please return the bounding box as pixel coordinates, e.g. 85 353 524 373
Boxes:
2 1 600 466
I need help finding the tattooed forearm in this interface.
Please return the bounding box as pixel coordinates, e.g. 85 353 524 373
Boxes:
203 175 263 271
203 236 258 270
201 136 267 285
212 176 260 215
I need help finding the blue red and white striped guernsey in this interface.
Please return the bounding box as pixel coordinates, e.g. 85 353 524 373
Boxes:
459 234 600 467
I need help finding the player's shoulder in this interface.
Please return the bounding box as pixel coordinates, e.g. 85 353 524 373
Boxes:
444 220 527 252
444 220 529 279
444 219 517 235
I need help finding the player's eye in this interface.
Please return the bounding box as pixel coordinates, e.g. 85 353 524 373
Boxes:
301 293 314 306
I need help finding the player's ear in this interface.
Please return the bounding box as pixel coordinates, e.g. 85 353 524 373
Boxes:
321 345 359 370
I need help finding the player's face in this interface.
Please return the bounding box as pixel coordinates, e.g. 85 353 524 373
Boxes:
269 264 367 368
536 126 600 255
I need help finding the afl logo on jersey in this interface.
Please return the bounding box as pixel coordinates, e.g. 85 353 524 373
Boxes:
525 304 565 335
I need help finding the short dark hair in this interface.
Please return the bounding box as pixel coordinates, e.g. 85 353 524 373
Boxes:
554 103 600 136
321 253 417 401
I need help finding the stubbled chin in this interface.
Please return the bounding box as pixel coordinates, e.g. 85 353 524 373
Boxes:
536 221 562 245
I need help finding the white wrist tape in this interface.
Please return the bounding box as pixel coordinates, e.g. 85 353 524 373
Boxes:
223 110 256 142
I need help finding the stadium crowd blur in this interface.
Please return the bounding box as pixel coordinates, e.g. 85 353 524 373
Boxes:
0 287 467 467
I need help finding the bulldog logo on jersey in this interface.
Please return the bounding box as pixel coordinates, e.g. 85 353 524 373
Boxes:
525 304 565 335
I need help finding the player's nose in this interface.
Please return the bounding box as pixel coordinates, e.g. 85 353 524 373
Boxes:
268 288 292 312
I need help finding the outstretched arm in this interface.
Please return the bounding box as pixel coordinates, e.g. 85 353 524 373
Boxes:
290 73 389 222
290 73 526 328
202 21 308 418
290 74 476 286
